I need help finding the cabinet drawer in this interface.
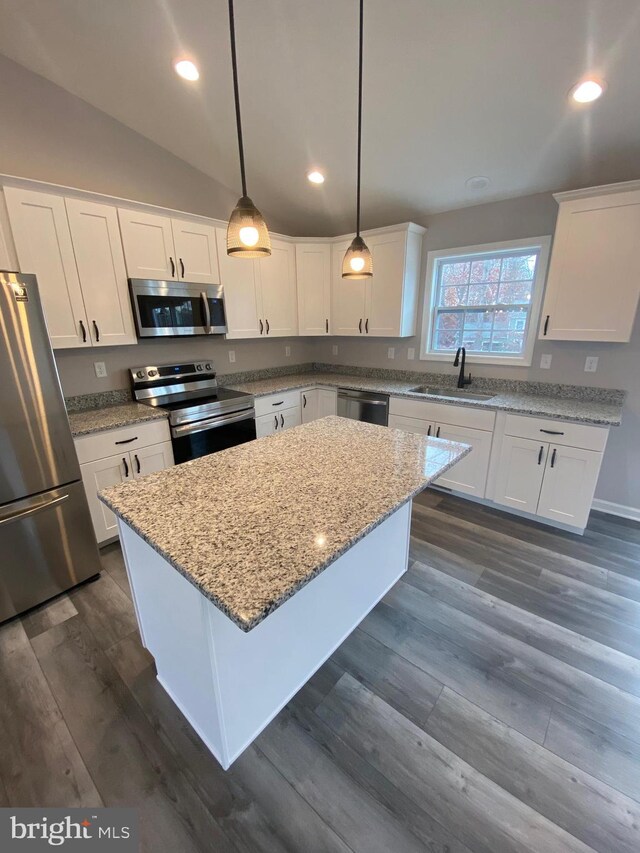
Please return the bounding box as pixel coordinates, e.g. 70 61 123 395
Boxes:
254 389 306 418
503 414 608 452
390 396 495 430
74 419 170 464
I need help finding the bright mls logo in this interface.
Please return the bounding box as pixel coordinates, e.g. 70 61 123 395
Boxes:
0 809 137 850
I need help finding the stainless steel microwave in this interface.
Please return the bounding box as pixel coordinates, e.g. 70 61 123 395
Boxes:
129 279 227 338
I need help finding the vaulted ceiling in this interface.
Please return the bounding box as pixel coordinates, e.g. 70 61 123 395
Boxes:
0 0 639 235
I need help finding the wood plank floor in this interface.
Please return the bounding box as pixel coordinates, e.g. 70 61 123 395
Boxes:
1 490 640 852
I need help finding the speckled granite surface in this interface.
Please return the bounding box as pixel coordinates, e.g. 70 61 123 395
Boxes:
99 417 470 632
65 389 133 412
69 403 168 437
225 371 624 426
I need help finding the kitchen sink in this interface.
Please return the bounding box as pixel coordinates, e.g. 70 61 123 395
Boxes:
409 385 496 401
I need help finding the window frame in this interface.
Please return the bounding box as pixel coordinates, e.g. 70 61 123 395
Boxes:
420 235 551 367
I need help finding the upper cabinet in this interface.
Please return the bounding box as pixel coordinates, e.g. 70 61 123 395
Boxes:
118 208 219 285
331 223 425 337
540 181 640 342
296 243 331 335
4 187 135 348
217 229 297 339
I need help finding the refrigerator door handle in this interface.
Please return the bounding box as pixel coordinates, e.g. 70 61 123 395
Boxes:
0 493 69 526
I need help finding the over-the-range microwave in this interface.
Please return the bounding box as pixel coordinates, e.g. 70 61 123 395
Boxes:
129 279 227 338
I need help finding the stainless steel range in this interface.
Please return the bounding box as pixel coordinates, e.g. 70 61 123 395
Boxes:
131 361 255 464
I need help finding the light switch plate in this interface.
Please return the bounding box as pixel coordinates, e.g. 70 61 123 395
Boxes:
94 361 107 378
228 350 236 363
407 347 415 360
388 347 395 360
584 356 599 373
540 354 552 369
332 345 339 355
285 346 291 357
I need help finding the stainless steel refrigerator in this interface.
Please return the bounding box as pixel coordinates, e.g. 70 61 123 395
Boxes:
0 271 100 621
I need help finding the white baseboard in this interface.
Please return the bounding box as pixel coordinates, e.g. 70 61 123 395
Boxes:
592 498 640 522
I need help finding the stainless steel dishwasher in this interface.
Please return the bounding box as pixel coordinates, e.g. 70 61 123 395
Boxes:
337 388 389 426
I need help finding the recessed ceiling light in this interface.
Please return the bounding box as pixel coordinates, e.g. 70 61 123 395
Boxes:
465 176 490 191
174 59 199 81
307 170 325 185
570 79 605 104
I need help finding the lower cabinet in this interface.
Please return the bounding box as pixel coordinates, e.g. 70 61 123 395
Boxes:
537 444 603 528
301 389 319 423
256 406 301 437
75 421 173 544
317 388 338 418
492 435 546 514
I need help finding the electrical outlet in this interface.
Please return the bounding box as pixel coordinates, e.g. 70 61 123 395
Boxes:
584 356 599 373
407 347 415 361
387 347 395 360
332 345 339 356
285 345 291 357
94 361 107 378
228 350 236 363
540 354 552 369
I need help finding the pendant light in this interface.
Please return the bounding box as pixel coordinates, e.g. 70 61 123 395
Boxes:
226 0 271 258
342 0 372 279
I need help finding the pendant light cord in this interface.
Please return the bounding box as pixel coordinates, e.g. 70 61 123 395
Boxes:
228 0 247 197
356 0 364 236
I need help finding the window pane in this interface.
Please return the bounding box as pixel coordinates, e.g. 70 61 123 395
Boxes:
500 254 537 281
439 285 467 307
462 330 491 350
462 309 484 329
467 283 499 305
441 261 470 286
436 311 463 330
470 258 501 283
498 282 532 304
489 331 525 353
434 328 461 350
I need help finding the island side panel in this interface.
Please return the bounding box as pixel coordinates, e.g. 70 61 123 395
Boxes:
207 500 412 768
118 521 227 765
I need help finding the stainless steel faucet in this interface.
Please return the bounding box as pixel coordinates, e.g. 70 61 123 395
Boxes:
453 347 472 389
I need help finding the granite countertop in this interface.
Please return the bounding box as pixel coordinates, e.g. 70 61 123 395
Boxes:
68 402 168 437
224 372 623 427
99 417 470 632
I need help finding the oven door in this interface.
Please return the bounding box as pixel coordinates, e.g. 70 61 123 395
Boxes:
171 409 257 464
130 279 227 337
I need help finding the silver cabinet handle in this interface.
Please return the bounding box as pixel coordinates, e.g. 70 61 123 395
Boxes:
0 494 69 526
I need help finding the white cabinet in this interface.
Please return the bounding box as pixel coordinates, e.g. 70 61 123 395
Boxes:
433 423 493 497
296 243 331 335
4 187 90 349
65 198 136 346
331 224 424 337
493 435 547 514
389 413 435 436
217 231 297 339
317 388 337 418
301 387 337 423
75 421 173 544
540 182 640 342
256 407 301 437
537 445 603 528
118 208 219 284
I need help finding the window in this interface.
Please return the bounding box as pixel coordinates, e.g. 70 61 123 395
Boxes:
422 236 551 366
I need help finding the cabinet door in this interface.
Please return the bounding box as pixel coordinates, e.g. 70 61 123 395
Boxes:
388 414 435 437
301 389 319 423
493 436 547 513
296 243 331 335
65 198 136 346
80 453 131 543
317 388 337 418
541 189 640 342
281 406 302 431
216 228 262 338
171 218 220 284
132 441 174 478
255 412 280 438
331 240 367 335
433 423 492 497
256 239 298 337
118 208 176 280
537 445 602 529
365 231 407 336
4 187 89 349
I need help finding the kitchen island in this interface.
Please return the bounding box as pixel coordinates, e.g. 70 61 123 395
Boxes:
99 416 469 769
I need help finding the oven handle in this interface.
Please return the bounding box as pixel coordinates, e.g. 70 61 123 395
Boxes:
171 408 255 438
201 292 211 334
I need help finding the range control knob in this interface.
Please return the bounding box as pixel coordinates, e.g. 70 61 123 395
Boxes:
196 364 203 371
205 363 212 371
148 369 158 377
136 370 145 379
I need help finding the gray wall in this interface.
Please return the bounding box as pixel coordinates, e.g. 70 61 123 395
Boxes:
311 192 640 512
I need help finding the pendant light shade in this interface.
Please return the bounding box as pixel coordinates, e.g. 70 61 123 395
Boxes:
342 235 373 279
227 196 271 258
226 0 271 258
342 0 372 279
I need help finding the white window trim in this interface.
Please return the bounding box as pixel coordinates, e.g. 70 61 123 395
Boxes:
420 235 552 367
